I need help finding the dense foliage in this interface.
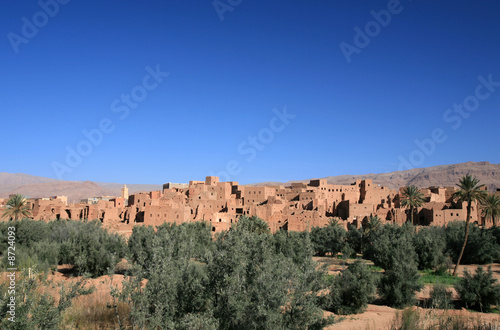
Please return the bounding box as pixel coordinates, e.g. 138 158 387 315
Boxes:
310 219 347 257
413 226 447 270
121 216 333 329
0 219 126 277
455 266 500 312
358 220 500 271
445 221 500 265
378 247 423 308
325 260 378 315
364 223 417 270
346 224 362 255
127 221 213 276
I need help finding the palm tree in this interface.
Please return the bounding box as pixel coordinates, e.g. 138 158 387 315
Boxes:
236 215 270 234
452 174 488 276
481 194 500 227
1 194 32 221
400 186 425 225
363 215 381 235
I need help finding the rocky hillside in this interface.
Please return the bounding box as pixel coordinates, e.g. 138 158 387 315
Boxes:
252 161 500 192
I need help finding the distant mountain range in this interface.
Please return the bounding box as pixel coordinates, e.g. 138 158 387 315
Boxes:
249 161 500 192
0 173 161 203
1 161 498 203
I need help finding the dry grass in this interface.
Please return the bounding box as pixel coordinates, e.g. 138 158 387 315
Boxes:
48 268 131 329
60 274 131 329
61 290 130 329
390 307 500 330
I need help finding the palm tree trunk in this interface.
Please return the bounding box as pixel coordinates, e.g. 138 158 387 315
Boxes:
453 201 471 276
410 206 414 225
494 215 497 228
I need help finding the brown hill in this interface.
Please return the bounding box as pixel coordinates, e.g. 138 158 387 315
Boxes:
250 161 500 192
5 181 112 203
0 173 161 203
0 172 59 196
0 172 59 186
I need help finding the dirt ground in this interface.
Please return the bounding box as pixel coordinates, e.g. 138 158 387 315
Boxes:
318 258 500 329
325 304 500 330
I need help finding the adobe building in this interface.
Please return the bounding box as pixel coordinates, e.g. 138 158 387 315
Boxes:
0 177 495 234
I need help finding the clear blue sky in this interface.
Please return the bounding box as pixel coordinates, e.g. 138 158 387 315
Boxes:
1 0 499 184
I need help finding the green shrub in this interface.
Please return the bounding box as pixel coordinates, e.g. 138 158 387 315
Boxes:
207 229 291 329
8 219 51 248
69 220 126 276
156 222 214 259
488 226 500 246
31 240 60 267
310 220 346 257
127 225 156 273
0 219 50 255
176 312 219 330
127 222 214 278
48 219 80 243
58 241 73 265
120 221 215 328
365 223 417 270
413 226 447 270
341 243 355 259
273 230 315 266
361 215 382 253
455 265 500 312
122 220 331 329
346 225 362 254
326 260 378 315
378 249 423 308
1 244 52 274
1 219 126 277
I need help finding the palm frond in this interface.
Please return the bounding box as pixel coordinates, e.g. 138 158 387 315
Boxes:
2 194 32 220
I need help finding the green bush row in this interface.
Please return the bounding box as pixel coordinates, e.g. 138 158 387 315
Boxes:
0 219 126 277
311 219 500 270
